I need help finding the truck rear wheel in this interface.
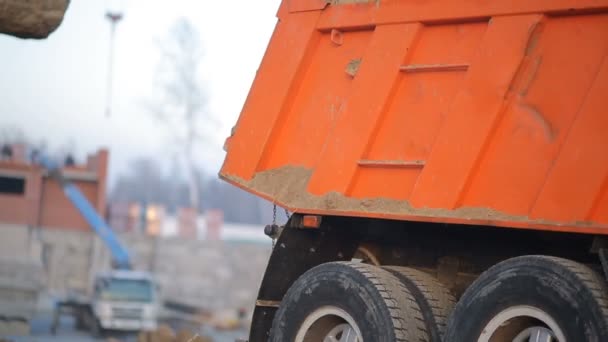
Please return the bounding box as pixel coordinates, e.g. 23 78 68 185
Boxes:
269 261 429 342
445 255 608 341
83 309 103 338
384 266 455 342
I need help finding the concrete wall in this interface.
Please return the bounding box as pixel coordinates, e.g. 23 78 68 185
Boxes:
97 233 272 311
38 228 96 294
0 225 45 319
0 224 271 313
151 239 271 310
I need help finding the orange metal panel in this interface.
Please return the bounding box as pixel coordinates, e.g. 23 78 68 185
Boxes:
258 29 375 171
462 15 608 215
592 183 608 223
222 10 322 180
288 0 326 13
220 0 608 234
532 56 608 222
308 23 422 195
317 0 608 30
410 14 544 209
351 22 485 200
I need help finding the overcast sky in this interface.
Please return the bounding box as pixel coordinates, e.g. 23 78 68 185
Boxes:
0 0 280 183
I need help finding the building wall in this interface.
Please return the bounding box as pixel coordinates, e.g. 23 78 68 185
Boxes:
0 148 271 314
101 233 273 312
0 164 42 226
39 180 99 232
0 224 271 313
38 228 95 294
0 149 108 232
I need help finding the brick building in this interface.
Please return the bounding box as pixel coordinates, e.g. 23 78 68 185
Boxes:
0 148 108 231
0 146 272 315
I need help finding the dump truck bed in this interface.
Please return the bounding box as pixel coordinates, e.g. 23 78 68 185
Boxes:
220 0 608 234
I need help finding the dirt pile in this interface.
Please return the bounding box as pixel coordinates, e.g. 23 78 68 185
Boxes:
136 325 213 342
224 165 575 226
0 0 70 39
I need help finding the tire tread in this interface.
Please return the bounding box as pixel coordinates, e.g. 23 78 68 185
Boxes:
385 266 455 342
340 262 429 342
444 255 608 341
541 256 608 325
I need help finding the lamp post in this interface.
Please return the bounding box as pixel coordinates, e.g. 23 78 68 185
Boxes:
105 11 123 117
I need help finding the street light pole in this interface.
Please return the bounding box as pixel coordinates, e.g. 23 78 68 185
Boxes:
105 12 123 117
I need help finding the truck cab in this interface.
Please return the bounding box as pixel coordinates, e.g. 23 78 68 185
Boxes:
92 270 158 333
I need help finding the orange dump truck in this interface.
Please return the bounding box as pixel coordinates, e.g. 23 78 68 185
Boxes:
220 1 608 341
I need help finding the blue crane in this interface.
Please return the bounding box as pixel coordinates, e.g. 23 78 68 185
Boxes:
37 155 131 270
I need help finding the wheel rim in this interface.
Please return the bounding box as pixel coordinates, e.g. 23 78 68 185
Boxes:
479 305 566 342
295 306 363 342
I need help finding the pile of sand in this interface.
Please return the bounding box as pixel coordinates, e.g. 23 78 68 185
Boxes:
224 165 567 225
0 0 70 39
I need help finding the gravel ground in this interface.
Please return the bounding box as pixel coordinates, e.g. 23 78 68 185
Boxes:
1 313 247 342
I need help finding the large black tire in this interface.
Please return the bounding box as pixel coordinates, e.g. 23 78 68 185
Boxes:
90 320 102 339
384 267 455 342
86 310 103 339
445 255 608 342
270 261 429 342
75 313 87 331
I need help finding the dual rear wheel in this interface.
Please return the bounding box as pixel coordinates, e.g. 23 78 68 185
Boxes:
270 256 608 341
445 256 608 342
269 261 453 342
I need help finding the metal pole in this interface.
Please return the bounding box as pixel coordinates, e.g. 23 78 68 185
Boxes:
105 12 122 117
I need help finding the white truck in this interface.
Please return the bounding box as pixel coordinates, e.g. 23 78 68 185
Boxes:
92 270 159 333
52 270 159 336
39 156 160 336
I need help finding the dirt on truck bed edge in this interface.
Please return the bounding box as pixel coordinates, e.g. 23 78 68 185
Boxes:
223 165 598 229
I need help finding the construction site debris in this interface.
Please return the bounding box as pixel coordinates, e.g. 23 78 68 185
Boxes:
137 324 213 342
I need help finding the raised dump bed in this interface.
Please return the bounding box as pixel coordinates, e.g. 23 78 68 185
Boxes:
220 1 608 341
221 0 608 235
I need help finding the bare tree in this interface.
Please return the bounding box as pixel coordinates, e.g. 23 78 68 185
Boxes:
148 18 216 211
111 158 169 205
